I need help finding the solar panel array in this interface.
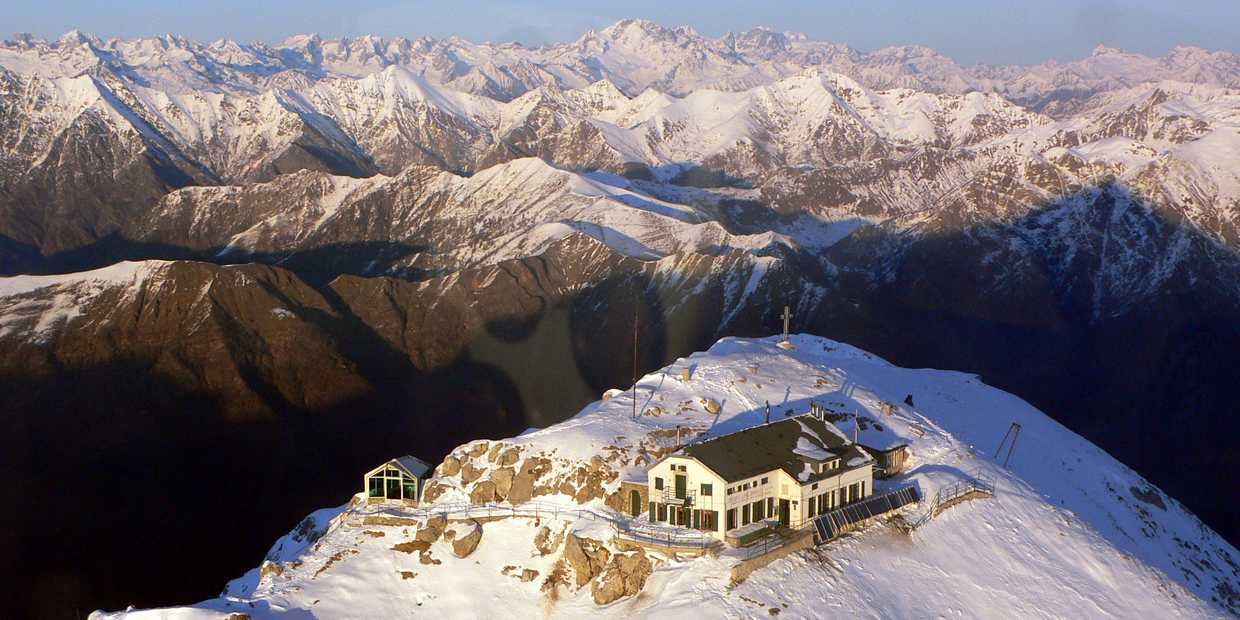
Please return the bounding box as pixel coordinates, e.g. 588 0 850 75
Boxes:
814 485 921 542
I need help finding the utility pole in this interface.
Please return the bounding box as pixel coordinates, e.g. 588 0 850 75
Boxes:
633 296 638 422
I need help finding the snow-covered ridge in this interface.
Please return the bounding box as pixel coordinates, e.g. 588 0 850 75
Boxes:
94 335 1240 619
5 20 1240 104
0 261 167 341
134 158 808 272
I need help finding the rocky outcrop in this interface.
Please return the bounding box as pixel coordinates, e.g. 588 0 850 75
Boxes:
450 520 483 558
591 549 655 605
470 480 500 504
541 532 659 605
533 525 563 557
428 438 628 509
563 534 610 588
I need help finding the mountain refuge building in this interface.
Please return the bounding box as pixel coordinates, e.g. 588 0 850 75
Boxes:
645 412 883 541
364 456 433 505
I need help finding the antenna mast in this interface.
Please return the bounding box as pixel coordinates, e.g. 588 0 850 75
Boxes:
632 292 638 422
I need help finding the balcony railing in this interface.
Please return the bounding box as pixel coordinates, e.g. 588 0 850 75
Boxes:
661 488 696 506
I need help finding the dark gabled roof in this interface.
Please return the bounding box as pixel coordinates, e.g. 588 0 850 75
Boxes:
368 456 433 479
676 414 872 484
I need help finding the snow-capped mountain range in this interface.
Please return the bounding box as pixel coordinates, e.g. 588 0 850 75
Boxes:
7 19 1240 106
6 20 1240 620
6 22 1240 264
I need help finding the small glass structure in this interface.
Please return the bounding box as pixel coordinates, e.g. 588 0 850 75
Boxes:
363 456 432 505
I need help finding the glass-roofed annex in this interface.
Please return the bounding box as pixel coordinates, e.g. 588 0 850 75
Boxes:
364 456 433 505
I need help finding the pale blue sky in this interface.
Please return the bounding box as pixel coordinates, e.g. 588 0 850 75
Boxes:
2 0 1237 66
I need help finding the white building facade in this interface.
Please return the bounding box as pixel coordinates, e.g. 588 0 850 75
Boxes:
646 413 876 540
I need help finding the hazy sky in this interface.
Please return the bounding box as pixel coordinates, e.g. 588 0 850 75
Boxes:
2 0 1237 66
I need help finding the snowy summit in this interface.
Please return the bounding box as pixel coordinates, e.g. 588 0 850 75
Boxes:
93 335 1240 619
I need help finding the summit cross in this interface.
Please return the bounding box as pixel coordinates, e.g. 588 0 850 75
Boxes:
781 305 792 342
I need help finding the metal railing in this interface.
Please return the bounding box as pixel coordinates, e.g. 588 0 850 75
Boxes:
349 499 716 549
733 521 814 560
613 518 717 549
353 500 599 523
661 488 696 506
914 470 996 528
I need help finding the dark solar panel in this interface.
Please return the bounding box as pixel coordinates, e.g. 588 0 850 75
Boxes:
812 485 920 542
815 516 833 540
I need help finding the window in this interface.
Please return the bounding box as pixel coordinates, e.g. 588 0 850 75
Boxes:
742 504 751 525
679 465 687 472
811 482 819 490
655 477 664 490
753 500 764 521
671 464 677 471
658 503 667 521
861 481 866 498
807 497 816 518
761 476 769 485
727 487 734 495
727 508 736 530
649 501 656 521
701 483 713 496
368 477 384 497
766 497 774 518
742 483 750 490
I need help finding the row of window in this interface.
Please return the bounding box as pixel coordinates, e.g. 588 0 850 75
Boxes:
653 476 713 496
366 474 418 501
649 502 719 530
725 476 770 495
804 482 865 518
725 497 780 529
